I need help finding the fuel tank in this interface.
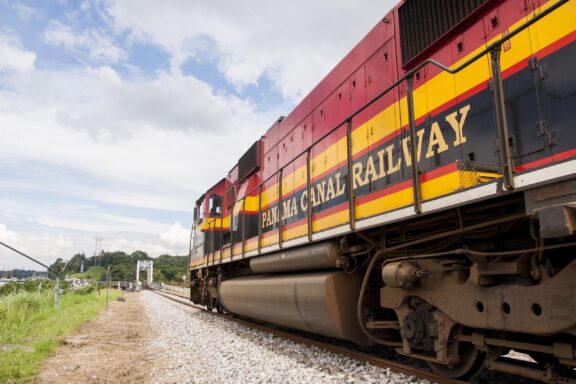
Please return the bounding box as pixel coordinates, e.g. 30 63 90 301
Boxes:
219 271 368 345
249 241 340 274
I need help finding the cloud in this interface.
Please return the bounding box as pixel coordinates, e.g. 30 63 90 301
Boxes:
43 20 125 63
57 70 264 136
11 2 38 21
0 32 36 73
86 65 122 86
0 63 274 216
0 1 400 268
160 222 189 249
104 0 397 101
0 223 74 270
0 224 18 243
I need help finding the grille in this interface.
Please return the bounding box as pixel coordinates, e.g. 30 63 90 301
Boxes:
238 141 261 181
399 0 488 66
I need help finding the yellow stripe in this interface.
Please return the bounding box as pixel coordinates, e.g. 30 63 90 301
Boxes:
237 195 259 212
264 3 575 200
189 259 205 268
200 215 231 230
193 4 573 269
313 208 349 232
261 232 278 247
245 240 258 252
283 223 308 241
355 169 500 219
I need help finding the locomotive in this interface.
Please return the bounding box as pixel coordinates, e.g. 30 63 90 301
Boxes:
189 0 576 379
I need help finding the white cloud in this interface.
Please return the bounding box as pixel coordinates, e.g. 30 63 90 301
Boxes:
160 222 189 249
0 223 73 270
0 64 273 215
11 2 38 21
58 70 264 135
0 223 18 243
0 32 36 73
86 65 122 87
43 20 124 63
0 199 190 269
104 0 397 101
0 1 401 268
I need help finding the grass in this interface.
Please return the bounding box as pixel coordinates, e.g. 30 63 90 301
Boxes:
0 286 121 383
69 266 107 281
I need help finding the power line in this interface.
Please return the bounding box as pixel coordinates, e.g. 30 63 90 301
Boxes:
0 241 59 275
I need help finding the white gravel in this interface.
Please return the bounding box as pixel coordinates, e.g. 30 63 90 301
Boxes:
142 291 431 384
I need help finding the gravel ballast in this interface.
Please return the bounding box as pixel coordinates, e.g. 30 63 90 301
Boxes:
142 291 430 384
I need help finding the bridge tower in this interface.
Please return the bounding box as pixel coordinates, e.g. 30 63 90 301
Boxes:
136 260 153 285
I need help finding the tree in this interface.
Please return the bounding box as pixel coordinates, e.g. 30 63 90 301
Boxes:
131 250 150 262
48 258 66 279
66 253 86 273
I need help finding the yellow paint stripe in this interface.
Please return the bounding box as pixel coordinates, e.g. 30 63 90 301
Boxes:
258 4 574 202
313 208 349 232
355 169 501 219
283 223 308 241
189 259 205 268
200 215 231 230
261 232 279 247
245 240 258 252
193 5 572 269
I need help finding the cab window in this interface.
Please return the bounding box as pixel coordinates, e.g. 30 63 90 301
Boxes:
193 200 205 223
208 195 222 217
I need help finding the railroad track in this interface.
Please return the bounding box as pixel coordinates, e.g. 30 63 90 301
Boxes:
150 288 576 384
149 288 469 384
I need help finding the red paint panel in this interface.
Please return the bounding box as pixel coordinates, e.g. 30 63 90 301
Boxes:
365 38 397 101
515 148 576 171
262 145 278 181
301 115 312 149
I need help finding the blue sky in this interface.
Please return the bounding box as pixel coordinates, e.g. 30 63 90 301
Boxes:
0 0 395 270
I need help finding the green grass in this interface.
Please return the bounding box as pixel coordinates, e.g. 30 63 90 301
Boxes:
69 266 107 281
0 287 121 383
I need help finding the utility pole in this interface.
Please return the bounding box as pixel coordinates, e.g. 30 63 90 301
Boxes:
93 237 102 266
0 241 63 309
106 265 111 311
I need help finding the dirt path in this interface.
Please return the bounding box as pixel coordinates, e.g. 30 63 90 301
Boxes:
36 292 161 384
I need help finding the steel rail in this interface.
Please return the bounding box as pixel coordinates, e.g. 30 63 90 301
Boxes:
149 288 465 384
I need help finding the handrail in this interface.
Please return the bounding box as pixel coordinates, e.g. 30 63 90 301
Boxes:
242 0 568 200
345 119 356 230
204 0 569 257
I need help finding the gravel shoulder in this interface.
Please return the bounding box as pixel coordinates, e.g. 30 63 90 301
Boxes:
35 290 429 384
35 292 161 384
32 288 543 384
143 291 425 384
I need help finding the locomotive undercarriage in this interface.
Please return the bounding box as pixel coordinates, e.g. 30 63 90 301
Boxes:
191 181 576 380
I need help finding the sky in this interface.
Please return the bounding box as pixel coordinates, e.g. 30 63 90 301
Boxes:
0 0 396 271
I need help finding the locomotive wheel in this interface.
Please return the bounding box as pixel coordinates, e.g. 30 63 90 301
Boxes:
428 343 486 379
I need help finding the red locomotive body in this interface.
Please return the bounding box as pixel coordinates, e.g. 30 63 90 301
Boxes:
190 0 576 379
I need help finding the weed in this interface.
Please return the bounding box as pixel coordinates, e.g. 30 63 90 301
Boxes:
0 285 120 383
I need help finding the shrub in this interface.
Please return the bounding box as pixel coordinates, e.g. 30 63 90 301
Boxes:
74 283 97 295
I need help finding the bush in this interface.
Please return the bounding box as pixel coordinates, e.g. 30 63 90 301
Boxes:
23 279 54 293
74 283 97 295
0 280 58 297
0 282 21 296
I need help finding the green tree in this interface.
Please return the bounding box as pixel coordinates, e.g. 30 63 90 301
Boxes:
66 253 86 273
48 258 66 279
131 250 150 262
